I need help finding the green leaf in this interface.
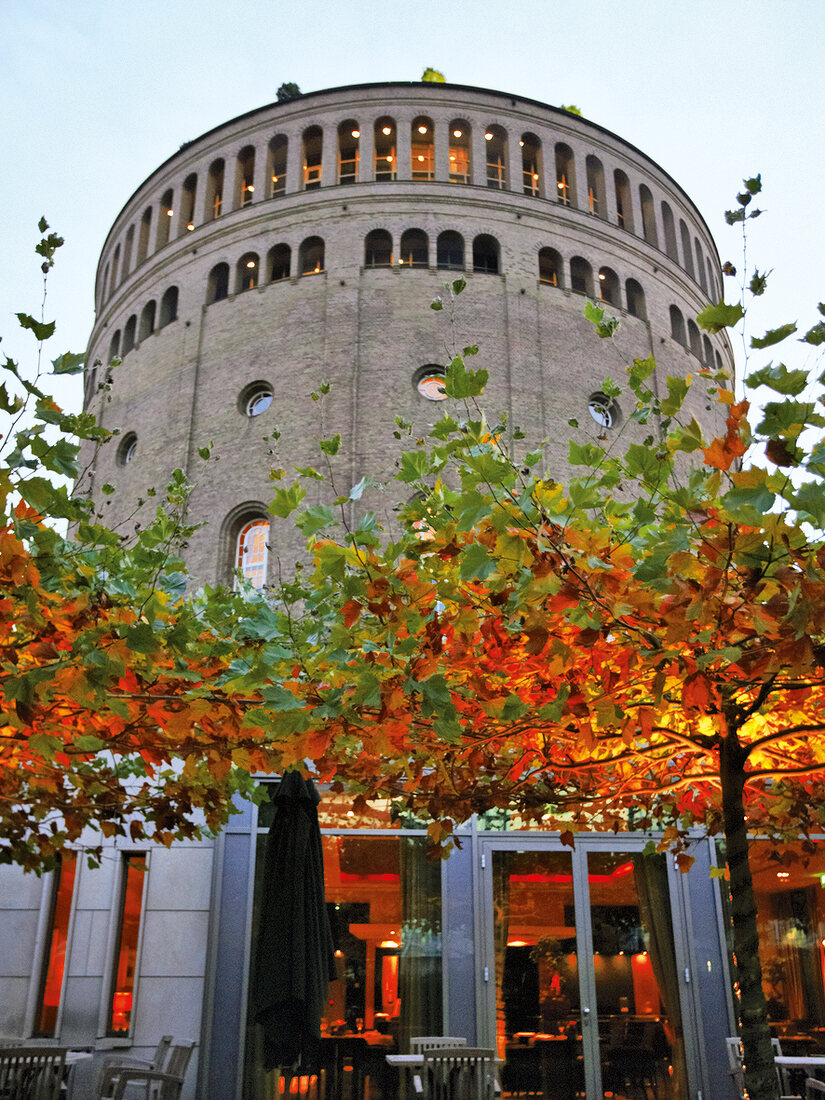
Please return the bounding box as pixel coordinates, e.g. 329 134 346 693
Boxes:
16 313 56 341
793 482 825 527
722 482 775 524
660 375 690 417
724 209 746 225
743 174 762 195
294 465 324 480
757 401 825 440
802 321 825 346
452 276 467 296
459 541 497 581
73 735 106 752
319 434 341 456
696 300 745 334
269 482 306 517
295 504 335 536
746 363 809 396
102 483 115 495
198 446 211 460
430 296 444 311
0 383 24 414
397 450 432 484
51 351 85 374
751 322 797 350
444 356 488 399
585 300 619 338
261 684 306 711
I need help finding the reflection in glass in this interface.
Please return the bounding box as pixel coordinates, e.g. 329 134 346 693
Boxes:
35 852 77 1036
108 853 146 1034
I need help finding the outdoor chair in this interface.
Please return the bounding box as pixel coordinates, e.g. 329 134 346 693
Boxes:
807 1080 825 1098
410 1039 468 1054
414 1047 499 1100
0 1045 66 1100
725 1035 801 1100
82 1035 173 1100
95 1040 195 1100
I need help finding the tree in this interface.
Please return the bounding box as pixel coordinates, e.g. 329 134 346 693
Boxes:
421 68 446 83
277 82 301 103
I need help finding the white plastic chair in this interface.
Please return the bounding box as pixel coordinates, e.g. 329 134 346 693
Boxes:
411 1037 469 1053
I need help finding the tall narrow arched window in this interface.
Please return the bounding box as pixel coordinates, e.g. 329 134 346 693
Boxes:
374 118 396 180
521 132 542 197
237 253 260 292
101 264 109 307
670 305 686 345
139 300 156 341
688 320 702 359
570 256 593 296
109 245 121 296
625 278 646 319
586 155 606 218
639 186 658 247
299 236 324 275
555 143 576 207
399 229 428 267
236 146 256 207
236 518 269 589
694 239 708 292
598 266 619 306
473 234 500 274
123 226 134 277
715 350 724 371
157 189 173 249
614 170 633 232
179 174 197 235
365 229 393 268
706 257 717 299
159 286 178 328
661 201 678 260
411 117 434 180
538 247 562 287
680 220 695 278
702 334 714 367
137 206 152 264
269 243 291 282
338 121 359 184
449 120 471 183
206 159 225 219
108 330 121 363
207 263 229 304
437 231 464 270
302 126 323 190
122 314 137 356
485 125 508 190
269 135 288 196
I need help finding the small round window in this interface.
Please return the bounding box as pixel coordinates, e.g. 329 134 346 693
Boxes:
117 432 137 465
239 382 274 418
588 391 622 429
415 366 448 401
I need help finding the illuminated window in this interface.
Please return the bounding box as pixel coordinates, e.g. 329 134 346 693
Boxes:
399 229 428 267
179 173 197 235
237 253 260 292
365 229 392 267
586 155 605 218
436 230 463 271
207 158 224 219
299 236 324 275
269 135 288 197
555 143 575 207
521 132 542 197
449 120 471 183
338 120 359 184
302 126 323 190
538 247 562 287
374 117 396 181
411 116 434 180
107 853 146 1036
237 519 270 588
156 189 173 249
34 852 77 1036
598 266 620 306
237 146 256 207
485 125 508 190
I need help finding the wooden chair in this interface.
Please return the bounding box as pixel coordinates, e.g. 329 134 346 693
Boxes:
96 1040 195 1100
0 1045 66 1100
415 1047 498 1100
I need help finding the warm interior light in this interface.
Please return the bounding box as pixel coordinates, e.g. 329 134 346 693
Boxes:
507 940 528 947
386 155 393 162
453 129 462 138
187 222 194 231
558 181 564 189
352 129 360 138
449 154 456 161
777 871 790 878
418 125 428 134
598 272 606 280
382 126 391 135
247 184 255 192
246 260 256 268
418 155 424 162
485 132 493 141
380 939 400 948
519 140 524 147
166 208 173 216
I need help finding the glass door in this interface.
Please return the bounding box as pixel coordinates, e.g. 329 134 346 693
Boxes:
482 839 690 1099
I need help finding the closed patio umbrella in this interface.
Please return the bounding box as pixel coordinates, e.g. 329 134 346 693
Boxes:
252 772 337 1074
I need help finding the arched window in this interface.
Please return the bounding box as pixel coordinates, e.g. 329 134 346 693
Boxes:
679 220 695 278
586 155 606 218
485 125 508 190
694 239 708 292
302 127 322 190
337 121 359 184
625 278 646 319
236 518 270 589
555 143 576 207
108 330 121 363
137 206 152 264
702 334 714 367
614 170 633 232
670 305 686 345
123 226 134 277
269 243 291 282
706 257 717 299
570 256 593 296
521 132 542 197
109 245 121 296
157 189 173 249
122 315 137 356
411 117 434 180
207 263 229 304
661 201 678 260
299 236 324 275
374 118 396 180
237 253 260 292
473 234 499 274
159 286 178 328
437 231 464 270
449 120 471 183
365 229 393 268
538 247 562 287
101 263 109 307
598 266 619 306
269 135 288 197
715 350 724 372
399 229 428 267
236 146 256 208
206 159 224 219
688 320 702 358
639 186 658 247
139 300 156 341
179 173 197 235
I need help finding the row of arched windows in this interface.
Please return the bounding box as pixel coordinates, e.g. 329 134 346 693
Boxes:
99 112 718 308
106 286 178 363
670 305 724 370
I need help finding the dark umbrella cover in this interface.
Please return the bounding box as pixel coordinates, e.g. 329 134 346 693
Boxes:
252 772 337 1072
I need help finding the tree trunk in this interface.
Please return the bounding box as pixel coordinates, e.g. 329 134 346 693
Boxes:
720 733 780 1100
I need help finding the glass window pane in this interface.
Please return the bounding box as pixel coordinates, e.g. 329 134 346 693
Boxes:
35 852 78 1036
108 853 146 1035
